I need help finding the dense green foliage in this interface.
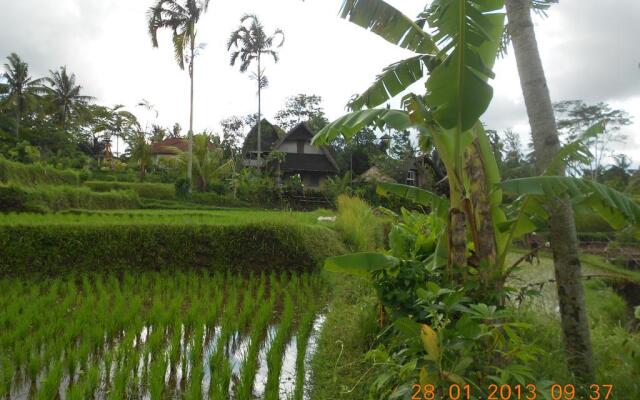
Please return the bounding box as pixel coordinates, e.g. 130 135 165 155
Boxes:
0 211 345 274
85 180 176 200
0 271 327 398
0 156 79 186
0 184 140 212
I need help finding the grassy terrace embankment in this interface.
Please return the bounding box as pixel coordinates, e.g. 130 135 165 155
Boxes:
0 209 345 274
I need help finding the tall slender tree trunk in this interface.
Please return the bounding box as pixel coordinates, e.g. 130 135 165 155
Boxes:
188 40 195 187
15 106 21 141
505 0 594 382
256 54 262 174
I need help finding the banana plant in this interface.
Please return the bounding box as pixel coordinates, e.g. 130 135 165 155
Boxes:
313 0 640 294
313 0 507 287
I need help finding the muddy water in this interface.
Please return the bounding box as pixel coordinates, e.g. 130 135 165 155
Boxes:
5 315 327 400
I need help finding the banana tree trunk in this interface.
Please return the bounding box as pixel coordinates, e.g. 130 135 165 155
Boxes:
506 0 594 382
447 178 468 278
465 139 497 279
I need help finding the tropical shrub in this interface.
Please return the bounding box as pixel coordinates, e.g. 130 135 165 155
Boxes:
0 156 79 186
325 209 544 398
85 180 176 200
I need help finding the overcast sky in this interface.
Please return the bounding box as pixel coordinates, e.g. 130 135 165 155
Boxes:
0 0 638 163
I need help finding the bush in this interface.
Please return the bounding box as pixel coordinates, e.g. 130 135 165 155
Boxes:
189 191 250 208
0 184 141 212
0 222 345 274
0 157 79 186
175 178 191 198
85 181 176 200
335 195 386 251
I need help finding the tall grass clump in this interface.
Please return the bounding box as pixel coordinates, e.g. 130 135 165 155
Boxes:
335 195 385 251
0 156 79 186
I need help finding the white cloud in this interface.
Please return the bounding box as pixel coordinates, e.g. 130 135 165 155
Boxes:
0 0 638 163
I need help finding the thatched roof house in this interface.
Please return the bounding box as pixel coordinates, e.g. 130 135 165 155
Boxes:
241 120 338 188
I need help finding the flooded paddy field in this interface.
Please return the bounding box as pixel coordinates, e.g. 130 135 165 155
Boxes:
0 271 327 399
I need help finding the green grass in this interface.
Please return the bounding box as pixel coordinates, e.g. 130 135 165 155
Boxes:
0 209 345 274
0 157 79 186
0 184 141 212
0 208 333 226
309 273 379 400
509 251 640 397
84 180 176 200
0 271 327 399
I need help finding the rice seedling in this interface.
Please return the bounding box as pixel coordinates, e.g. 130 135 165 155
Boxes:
293 308 317 400
149 354 167 400
0 270 326 399
0 356 14 397
235 299 276 399
264 294 295 400
35 360 63 400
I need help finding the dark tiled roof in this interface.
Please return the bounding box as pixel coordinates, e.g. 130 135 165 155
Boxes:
280 153 338 172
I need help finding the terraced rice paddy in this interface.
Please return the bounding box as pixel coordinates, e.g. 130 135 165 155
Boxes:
0 271 327 399
0 209 332 227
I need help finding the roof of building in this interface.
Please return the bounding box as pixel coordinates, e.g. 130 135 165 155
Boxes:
241 119 286 155
280 153 338 173
274 123 339 172
358 166 397 183
150 137 215 155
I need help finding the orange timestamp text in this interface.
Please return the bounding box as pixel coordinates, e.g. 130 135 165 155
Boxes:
411 383 614 400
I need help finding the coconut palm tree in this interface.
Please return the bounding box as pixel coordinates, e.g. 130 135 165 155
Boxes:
227 14 284 173
1 53 44 140
44 66 93 133
505 0 594 382
147 0 210 185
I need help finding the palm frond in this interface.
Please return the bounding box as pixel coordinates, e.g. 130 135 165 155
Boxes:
377 182 450 218
339 0 438 54
424 0 505 131
173 32 186 70
500 176 640 231
272 28 285 47
348 54 436 111
312 108 412 145
545 121 604 175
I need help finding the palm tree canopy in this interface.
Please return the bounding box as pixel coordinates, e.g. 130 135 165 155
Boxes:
44 66 93 125
227 14 284 73
1 53 44 112
147 0 210 70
